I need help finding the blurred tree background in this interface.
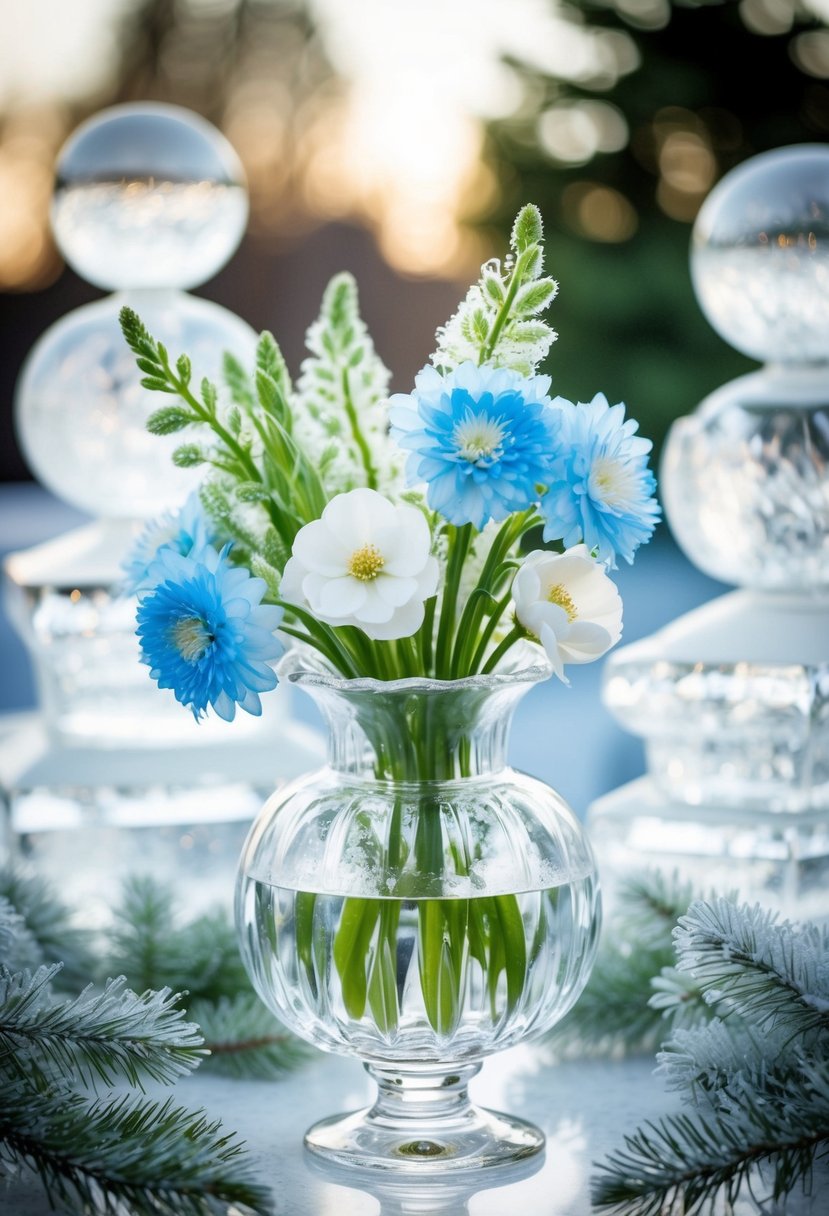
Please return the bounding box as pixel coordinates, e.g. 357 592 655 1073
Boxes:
482 0 829 448
1 0 827 479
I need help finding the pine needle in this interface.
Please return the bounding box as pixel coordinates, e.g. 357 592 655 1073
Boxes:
0 1082 273 1216
0 869 95 989
1 966 205 1089
192 993 313 1080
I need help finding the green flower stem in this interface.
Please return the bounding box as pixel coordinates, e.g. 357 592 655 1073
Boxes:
276 604 360 678
341 368 379 491
418 596 437 674
435 524 473 679
466 590 513 674
449 510 536 678
481 624 526 676
294 891 317 993
333 898 382 1020
480 270 522 364
156 355 261 489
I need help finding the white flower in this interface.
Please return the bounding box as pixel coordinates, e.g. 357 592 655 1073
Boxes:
512 545 623 683
281 488 439 641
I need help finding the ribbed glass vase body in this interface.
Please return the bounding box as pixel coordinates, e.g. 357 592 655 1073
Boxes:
236 658 600 1172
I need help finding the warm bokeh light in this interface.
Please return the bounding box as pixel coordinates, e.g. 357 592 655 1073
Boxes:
0 0 828 289
0 0 639 286
0 107 67 289
562 181 638 242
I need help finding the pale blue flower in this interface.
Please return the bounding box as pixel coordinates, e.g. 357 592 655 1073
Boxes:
121 490 215 595
136 545 283 721
389 362 560 530
540 393 660 566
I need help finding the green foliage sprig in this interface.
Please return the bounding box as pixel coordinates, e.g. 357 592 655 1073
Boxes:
0 868 313 1216
293 271 398 493
589 884 829 1215
105 875 311 1079
0 869 95 989
433 204 559 376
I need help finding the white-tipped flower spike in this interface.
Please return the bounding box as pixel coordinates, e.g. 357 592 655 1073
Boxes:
512 544 623 682
281 488 439 641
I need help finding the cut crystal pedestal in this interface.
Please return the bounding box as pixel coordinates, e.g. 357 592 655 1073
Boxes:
590 148 829 915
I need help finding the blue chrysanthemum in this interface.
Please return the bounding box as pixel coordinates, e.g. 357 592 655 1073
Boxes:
122 490 215 596
389 362 560 530
136 545 284 721
540 393 660 567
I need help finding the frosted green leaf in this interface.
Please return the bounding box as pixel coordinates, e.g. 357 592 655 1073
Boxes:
432 207 558 375
292 272 399 494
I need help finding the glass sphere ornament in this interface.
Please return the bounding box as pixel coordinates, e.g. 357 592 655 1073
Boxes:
52 103 249 291
6 103 259 747
691 144 829 364
16 291 256 518
661 364 829 592
15 103 256 520
590 145 829 920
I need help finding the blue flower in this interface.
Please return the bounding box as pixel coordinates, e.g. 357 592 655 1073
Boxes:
540 393 660 566
389 362 560 530
121 491 215 596
136 545 284 721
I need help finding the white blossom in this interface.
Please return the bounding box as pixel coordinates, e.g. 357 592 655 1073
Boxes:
281 488 438 641
512 544 622 682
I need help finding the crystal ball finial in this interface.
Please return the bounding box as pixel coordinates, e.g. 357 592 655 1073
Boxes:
51 103 249 291
691 144 829 364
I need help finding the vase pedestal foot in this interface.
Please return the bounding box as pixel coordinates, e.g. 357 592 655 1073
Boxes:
304 1062 544 1173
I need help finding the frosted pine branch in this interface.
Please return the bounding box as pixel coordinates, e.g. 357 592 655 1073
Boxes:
593 1060 829 1216
0 965 205 1088
191 993 312 1080
674 898 829 1038
594 897 829 1214
0 1083 272 1216
0 869 94 990
656 1017 795 1106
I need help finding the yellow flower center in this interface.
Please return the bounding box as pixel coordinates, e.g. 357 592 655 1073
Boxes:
171 617 213 662
547 583 578 622
453 415 506 463
348 543 385 581
592 456 637 507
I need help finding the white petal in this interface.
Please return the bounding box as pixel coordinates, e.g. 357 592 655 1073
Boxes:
317 576 367 618
362 596 425 641
512 563 542 619
379 505 432 576
323 488 396 547
374 573 418 607
415 555 440 599
280 556 308 607
539 622 569 684
520 601 571 639
558 621 614 664
293 519 350 576
354 583 395 624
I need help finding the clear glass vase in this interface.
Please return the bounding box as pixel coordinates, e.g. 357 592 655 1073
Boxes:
235 651 600 1173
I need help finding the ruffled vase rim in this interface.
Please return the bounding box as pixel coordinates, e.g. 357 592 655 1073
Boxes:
280 642 552 694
